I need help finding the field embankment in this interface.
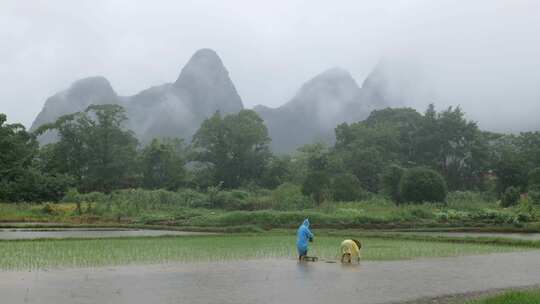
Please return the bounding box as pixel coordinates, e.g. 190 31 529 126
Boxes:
1 189 539 232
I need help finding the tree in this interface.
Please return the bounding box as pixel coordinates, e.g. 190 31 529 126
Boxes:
493 146 528 194
343 146 385 193
519 132 540 169
258 155 292 189
36 104 139 192
334 125 392 193
399 167 448 203
414 105 488 190
192 110 271 188
0 113 71 202
302 170 331 205
331 173 366 202
529 168 540 188
381 164 405 203
140 138 186 190
0 113 36 178
528 167 540 204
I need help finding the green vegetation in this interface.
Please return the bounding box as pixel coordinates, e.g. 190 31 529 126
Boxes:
192 110 271 188
36 104 138 193
2 104 540 232
501 186 520 207
1 189 538 230
467 289 540 304
0 234 528 270
399 168 448 203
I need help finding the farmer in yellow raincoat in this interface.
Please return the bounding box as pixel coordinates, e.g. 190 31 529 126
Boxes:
340 239 361 263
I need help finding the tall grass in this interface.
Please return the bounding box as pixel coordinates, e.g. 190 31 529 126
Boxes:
1 188 536 229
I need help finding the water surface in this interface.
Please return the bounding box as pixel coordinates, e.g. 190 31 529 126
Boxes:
0 228 210 240
1 251 540 304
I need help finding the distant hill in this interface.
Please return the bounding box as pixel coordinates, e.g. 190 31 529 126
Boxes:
254 63 407 153
31 49 243 144
31 50 406 152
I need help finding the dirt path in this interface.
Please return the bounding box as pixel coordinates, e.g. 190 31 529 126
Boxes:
1 251 540 304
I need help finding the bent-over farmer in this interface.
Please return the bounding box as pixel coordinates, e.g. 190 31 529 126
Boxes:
340 239 361 263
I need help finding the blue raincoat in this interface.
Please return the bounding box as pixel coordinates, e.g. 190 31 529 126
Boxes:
296 219 314 256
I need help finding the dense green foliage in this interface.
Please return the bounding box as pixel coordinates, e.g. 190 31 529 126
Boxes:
0 114 72 202
501 186 521 207
192 110 270 188
331 173 366 201
399 168 448 203
381 165 405 203
36 104 138 193
528 167 540 188
302 171 331 204
1 102 540 211
140 138 186 190
2 187 535 230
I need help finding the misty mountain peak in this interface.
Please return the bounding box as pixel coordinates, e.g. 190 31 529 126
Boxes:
69 76 113 92
173 48 243 116
66 76 117 101
174 48 228 86
289 67 359 108
30 75 120 143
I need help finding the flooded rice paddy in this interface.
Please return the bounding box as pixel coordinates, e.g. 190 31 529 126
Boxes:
1 251 540 304
1 228 540 303
0 228 210 240
391 231 540 241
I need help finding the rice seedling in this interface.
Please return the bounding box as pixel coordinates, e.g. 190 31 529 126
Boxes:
0 234 528 271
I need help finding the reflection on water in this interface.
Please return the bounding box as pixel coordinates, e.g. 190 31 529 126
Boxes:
339 262 361 272
0 228 211 240
3 252 540 304
397 232 540 240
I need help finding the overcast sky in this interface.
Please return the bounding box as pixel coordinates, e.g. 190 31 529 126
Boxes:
1 0 539 132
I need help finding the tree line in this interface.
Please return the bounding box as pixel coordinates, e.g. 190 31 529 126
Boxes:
1 103 539 205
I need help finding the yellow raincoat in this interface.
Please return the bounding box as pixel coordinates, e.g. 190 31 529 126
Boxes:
340 239 361 261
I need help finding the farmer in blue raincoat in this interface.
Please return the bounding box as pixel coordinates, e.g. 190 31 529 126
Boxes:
296 218 314 260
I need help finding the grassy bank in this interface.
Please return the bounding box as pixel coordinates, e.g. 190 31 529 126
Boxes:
0 233 530 271
467 289 540 304
1 200 538 232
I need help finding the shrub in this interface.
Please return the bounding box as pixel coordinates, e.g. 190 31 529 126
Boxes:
62 189 108 203
271 183 312 210
176 189 209 208
331 173 367 202
528 185 540 205
381 165 405 203
500 186 520 207
41 203 56 215
399 168 448 204
214 190 252 210
528 167 540 188
446 191 494 210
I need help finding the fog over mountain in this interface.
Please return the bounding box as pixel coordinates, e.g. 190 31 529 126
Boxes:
32 49 243 144
256 65 408 152
2 0 540 142
31 48 403 151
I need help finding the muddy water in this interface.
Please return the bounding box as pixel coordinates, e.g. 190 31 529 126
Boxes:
0 228 210 240
394 232 540 240
1 251 540 304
